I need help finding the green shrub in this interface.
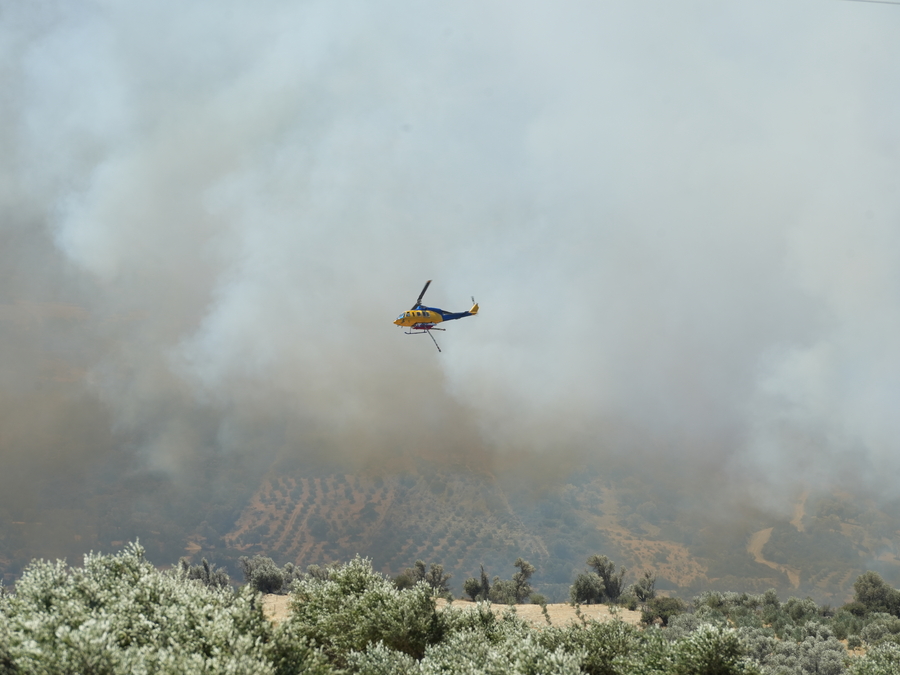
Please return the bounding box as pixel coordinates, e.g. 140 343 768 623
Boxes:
849 641 900 675
489 578 518 605
238 555 287 594
420 629 581 675
672 624 759 675
284 555 444 666
642 596 686 627
177 556 231 589
537 619 640 675
570 572 604 605
0 542 288 674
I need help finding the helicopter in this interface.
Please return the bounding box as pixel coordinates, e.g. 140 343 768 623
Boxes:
394 280 478 352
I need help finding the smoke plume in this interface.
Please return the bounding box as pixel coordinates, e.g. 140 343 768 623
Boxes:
3 0 900 564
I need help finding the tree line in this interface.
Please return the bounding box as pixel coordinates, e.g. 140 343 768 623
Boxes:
4 542 900 673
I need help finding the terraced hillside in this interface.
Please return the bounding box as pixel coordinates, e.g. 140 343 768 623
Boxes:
225 464 548 585
222 460 900 603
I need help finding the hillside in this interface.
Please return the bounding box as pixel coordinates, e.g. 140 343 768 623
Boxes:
218 458 900 604
3 423 899 604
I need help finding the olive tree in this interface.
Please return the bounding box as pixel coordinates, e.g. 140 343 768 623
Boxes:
0 542 323 674
177 556 231 589
512 558 535 603
587 554 627 603
570 572 604 605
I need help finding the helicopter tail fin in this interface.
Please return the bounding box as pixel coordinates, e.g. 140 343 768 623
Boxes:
469 301 479 315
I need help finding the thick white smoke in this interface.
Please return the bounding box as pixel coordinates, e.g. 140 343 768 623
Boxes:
3 0 900 508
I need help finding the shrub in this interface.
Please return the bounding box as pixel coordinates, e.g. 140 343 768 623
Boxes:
570 572 604 605
177 556 231 589
854 571 900 616
420 629 582 675
284 555 444 666
0 542 289 674
746 621 846 675
642 596 686 627
671 624 758 675
401 560 452 599
849 641 900 675
489 578 518 605
239 555 287 594
538 619 641 675
587 555 626 603
463 577 481 601
633 570 657 603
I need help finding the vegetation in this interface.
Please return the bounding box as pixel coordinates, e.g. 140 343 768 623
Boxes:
571 570 605 605
0 542 316 674
394 560 452 599
177 556 231 589
6 461 900 609
238 554 304 594
571 554 630 605
588 555 627 603
4 543 900 673
478 557 537 605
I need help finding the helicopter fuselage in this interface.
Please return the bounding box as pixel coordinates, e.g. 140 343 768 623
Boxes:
393 304 477 329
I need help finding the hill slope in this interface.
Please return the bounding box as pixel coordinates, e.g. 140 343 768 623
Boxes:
221 460 900 603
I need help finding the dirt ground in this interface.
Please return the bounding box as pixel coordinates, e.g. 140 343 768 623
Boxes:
261 594 642 628
262 594 292 623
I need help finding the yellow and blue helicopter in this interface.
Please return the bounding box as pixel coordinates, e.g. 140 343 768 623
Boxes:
394 280 478 352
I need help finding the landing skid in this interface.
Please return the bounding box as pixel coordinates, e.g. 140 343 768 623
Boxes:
404 327 445 352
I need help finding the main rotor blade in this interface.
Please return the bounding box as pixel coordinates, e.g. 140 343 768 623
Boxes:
412 279 432 308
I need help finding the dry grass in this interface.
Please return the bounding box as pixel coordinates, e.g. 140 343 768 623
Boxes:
261 593 642 628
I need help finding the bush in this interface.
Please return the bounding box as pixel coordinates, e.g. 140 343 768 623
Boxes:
462 577 480 601
854 571 900 616
489 578 518 605
570 572 604 605
402 560 452 599
587 555 626 603
642 596 686 627
419 629 581 675
177 556 231 589
671 624 758 675
239 555 287 594
745 621 846 675
0 542 292 674
538 619 641 675
633 570 657 603
284 555 444 666
849 641 900 675
860 612 900 645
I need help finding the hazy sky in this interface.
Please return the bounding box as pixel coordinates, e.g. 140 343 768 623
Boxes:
3 0 900 512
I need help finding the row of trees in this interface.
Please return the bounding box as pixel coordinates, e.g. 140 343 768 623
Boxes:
391 554 647 608
236 549 632 609
3 542 900 674
197 549 900 628
235 551 539 605
462 558 536 604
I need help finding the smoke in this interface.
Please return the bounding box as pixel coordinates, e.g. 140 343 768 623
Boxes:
2 0 900 539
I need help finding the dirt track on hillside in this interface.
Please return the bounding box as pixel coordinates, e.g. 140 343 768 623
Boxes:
747 527 800 588
262 594 642 628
